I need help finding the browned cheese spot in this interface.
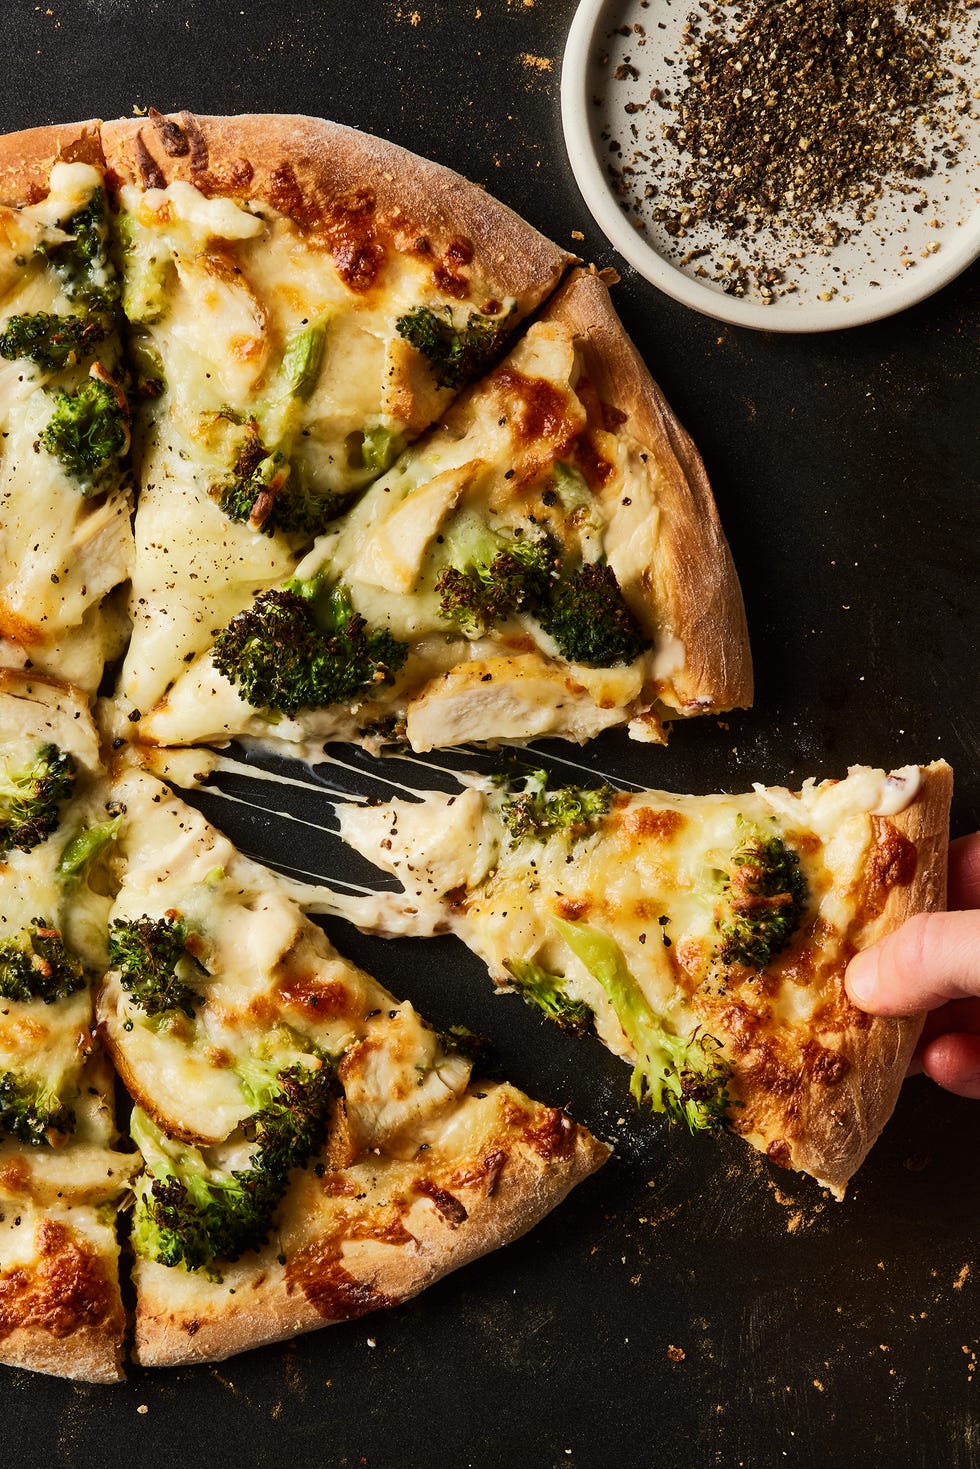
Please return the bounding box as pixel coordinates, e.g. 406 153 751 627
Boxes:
865 817 918 918
414 1179 469 1227
492 367 581 455
613 805 686 844
0 1220 119 1342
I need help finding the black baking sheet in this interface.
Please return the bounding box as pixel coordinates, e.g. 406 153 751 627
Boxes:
0 2 978 1465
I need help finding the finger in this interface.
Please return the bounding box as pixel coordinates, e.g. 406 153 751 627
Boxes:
846 909 980 1016
908 998 980 1074
949 832 980 910
919 1032 980 1100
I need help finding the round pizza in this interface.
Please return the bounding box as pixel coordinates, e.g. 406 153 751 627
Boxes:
0 113 949 1382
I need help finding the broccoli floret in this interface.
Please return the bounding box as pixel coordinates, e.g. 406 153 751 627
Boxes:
715 826 808 970
0 311 110 371
396 305 509 389
130 1059 334 1275
498 767 613 844
38 190 119 314
212 584 408 718
503 958 593 1036
0 919 86 1005
0 1071 74 1146
56 813 122 882
554 918 732 1132
108 914 206 1020
435 515 555 637
213 427 345 539
0 742 76 856
537 561 649 667
39 372 129 492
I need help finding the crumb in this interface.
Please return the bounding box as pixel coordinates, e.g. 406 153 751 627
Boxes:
667 1344 685 1362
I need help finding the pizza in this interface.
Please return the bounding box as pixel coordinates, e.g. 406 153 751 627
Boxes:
332 760 952 1197
0 673 606 1378
0 111 950 1382
131 264 751 754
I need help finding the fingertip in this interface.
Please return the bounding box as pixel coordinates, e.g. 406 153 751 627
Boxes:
920 1032 980 1100
845 946 879 1009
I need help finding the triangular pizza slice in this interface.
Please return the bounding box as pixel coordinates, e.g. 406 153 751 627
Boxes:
0 672 136 1382
0 125 133 693
100 111 572 717
333 760 951 1195
135 269 751 754
96 765 607 1367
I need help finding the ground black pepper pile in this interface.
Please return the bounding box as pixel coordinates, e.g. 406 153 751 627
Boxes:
605 0 974 300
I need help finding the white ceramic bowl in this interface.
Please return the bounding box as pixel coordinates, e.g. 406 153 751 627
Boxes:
561 0 980 331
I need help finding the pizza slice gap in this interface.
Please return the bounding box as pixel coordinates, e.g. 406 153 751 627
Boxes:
100 111 572 717
329 759 952 1197
0 123 133 694
135 269 751 755
96 763 607 1368
0 671 137 1382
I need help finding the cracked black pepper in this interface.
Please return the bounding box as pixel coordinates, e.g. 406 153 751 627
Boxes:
606 0 973 299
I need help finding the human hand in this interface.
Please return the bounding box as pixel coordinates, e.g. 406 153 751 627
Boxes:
845 833 980 1097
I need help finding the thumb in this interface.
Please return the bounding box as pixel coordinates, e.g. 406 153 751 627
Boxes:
846 910 980 1017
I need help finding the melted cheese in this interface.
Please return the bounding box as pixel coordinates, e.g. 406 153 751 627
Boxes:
337 766 915 1083
136 312 673 752
100 770 474 1149
0 165 131 693
118 177 518 712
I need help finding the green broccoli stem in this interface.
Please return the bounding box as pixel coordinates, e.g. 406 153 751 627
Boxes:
553 917 732 1132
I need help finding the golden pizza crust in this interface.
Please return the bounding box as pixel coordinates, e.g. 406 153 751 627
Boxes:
542 268 752 715
735 761 953 1196
99 111 573 311
0 120 103 206
132 1085 609 1368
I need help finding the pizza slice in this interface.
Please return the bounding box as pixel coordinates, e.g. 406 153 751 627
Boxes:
96 764 607 1367
0 124 132 693
99 111 572 716
332 760 952 1196
134 268 751 754
0 671 136 1382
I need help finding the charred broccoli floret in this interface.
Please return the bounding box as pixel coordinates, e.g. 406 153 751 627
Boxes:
212 426 344 539
130 1059 334 1275
0 919 86 1005
536 561 649 667
108 914 206 1021
0 743 76 856
503 958 594 1036
0 310 110 371
396 305 509 389
39 372 128 492
0 1071 75 1146
715 825 808 970
38 190 119 315
435 516 555 637
498 767 613 844
212 583 408 717
554 918 732 1132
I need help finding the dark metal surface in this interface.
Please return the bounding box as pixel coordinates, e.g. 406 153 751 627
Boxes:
1 2 978 1464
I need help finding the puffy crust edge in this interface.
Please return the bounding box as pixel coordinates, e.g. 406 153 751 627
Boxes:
539 267 753 715
782 760 953 1196
99 111 573 310
132 1096 609 1368
0 120 103 206
0 1314 125 1385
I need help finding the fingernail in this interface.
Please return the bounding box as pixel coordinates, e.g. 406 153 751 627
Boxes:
847 948 879 1006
